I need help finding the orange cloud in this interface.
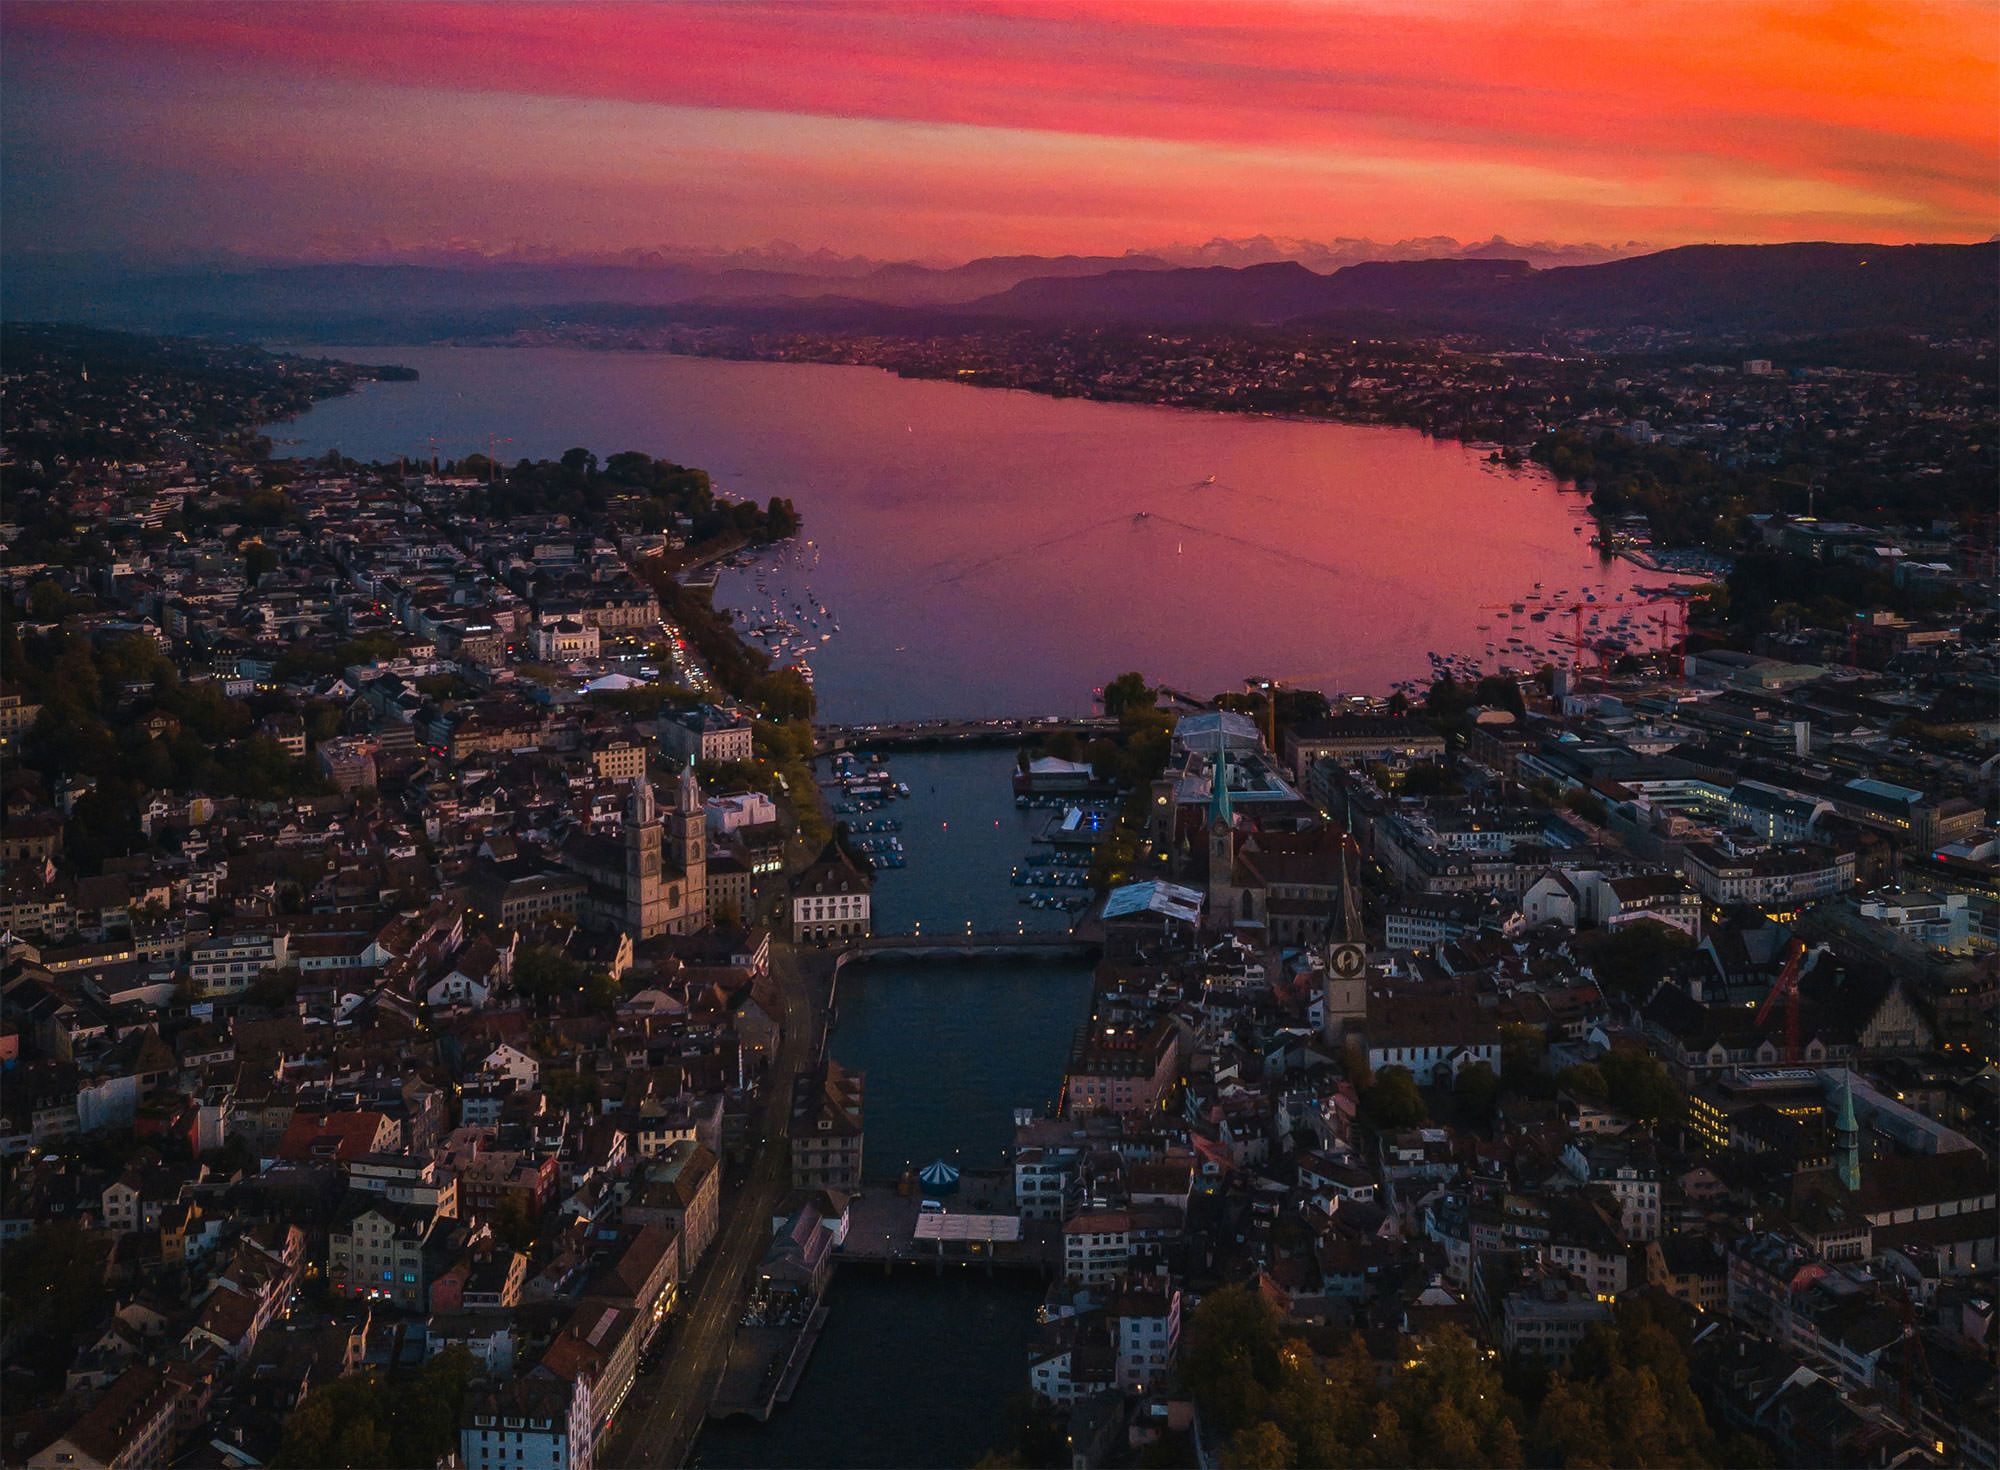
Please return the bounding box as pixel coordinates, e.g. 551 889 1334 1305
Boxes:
4 0 1993 257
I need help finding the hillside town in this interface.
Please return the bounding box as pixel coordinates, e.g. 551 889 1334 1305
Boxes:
0 326 1994 1470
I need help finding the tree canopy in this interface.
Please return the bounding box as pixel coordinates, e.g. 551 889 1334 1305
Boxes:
276 1347 477 1468
1180 1286 1744 1469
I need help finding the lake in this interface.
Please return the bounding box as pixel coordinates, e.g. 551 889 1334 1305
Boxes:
270 345 1664 723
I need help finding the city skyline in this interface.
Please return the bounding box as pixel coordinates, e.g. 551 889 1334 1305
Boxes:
3 0 1995 268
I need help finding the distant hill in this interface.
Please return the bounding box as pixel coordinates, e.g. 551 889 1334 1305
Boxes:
966 242 1999 337
0 251 1177 330
6 241 1988 343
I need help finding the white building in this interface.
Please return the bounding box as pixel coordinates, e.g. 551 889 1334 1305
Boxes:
1111 1286 1181 1391
706 790 778 833
462 1375 593 1470
188 930 291 998
788 842 872 943
478 1043 541 1092
1063 1211 1132 1287
657 705 754 764
530 619 600 661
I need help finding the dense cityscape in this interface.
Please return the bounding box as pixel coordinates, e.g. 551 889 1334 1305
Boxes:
4 4 1999 1469
0 298 1994 1470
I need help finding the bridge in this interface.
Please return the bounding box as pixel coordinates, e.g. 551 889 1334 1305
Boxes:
814 715 1118 753
838 930 1102 963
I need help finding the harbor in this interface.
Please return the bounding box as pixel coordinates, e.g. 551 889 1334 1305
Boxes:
722 536 836 689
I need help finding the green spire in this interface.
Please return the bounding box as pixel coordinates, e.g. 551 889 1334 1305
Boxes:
1210 742 1233 826
1835 1068 1861 1193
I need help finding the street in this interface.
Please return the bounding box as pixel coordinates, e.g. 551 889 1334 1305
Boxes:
600 939 826 1468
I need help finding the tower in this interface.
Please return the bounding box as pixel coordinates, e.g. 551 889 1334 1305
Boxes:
625 777 670 939
1322 843 1368 1041
1206 742 1235 923
1835 1068 1862 1193
674 760 709 933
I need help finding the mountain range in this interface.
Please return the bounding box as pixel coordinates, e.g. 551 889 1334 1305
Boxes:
962 243 2000 335
4 241 1992 343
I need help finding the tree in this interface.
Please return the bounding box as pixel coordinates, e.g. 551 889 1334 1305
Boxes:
243 541 281 579
28 579 80 619
1362 1065 1427 1128
1497 1023 1548 1091
1180 1285 1284 1438
510 943 586 1004
1220 1422 1294 1469
1557 1062 1608 1104
1 1221 111 1381
276 1347 476 1469
757 667 817 722
1598 1049 1684 1125
1103 671 1152 717
1455 1061 1500 1121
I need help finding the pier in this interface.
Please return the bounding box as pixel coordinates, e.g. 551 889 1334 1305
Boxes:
838 1188 1061 1275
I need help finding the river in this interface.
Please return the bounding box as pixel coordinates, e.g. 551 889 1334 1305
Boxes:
270 345 1666 723
699 747 1093 1468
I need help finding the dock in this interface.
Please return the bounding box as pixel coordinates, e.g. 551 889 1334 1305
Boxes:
709 1303 831 1422
837 1187 1061 1274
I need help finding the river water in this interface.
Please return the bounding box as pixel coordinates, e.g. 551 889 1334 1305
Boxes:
705 748 1092 1467
271 345 1664 723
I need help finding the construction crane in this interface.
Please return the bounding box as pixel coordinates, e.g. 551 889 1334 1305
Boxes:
1889 1294 1943 1439
1770 474 1824 520
1753 940 1807 1063
1634 589 1697 679
484 434 514 482
1550 602 1602 677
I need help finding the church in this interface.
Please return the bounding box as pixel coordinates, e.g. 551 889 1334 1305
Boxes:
553 764 709 939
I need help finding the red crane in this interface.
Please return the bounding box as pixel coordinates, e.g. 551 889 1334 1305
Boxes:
1639 592 1694 679
1753 940 1807 1062
1554 602 1602 676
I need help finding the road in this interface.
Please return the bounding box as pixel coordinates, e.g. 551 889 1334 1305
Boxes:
601 940 825 1468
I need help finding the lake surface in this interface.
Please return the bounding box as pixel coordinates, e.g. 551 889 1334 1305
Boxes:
271 346 1663 723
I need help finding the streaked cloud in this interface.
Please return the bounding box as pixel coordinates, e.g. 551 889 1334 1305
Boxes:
4 0 1992 262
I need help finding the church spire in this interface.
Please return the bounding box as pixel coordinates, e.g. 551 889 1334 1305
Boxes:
677 758 701 814
1209 742 1232 827
630 774 657 827
1835 1067 1861 1193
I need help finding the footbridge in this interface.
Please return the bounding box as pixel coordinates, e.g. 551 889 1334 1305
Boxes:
815 716 1117 753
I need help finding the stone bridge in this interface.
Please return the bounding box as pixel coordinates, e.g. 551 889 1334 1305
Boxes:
814 716 1117 753
837 931 1101 963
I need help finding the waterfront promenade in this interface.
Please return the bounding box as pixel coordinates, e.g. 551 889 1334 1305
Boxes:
601 942 829 1470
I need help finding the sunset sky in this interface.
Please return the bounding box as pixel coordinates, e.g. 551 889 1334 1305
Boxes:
3 0 1994 266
